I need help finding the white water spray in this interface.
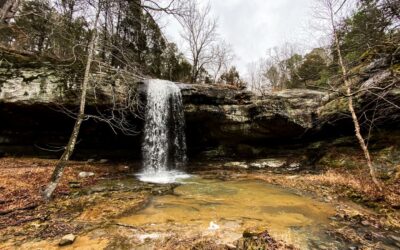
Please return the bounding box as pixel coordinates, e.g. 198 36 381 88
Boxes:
137 79 189 183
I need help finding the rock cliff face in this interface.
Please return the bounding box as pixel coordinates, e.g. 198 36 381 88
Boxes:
0 57 399 159
180 84 326 155
0 62 136 105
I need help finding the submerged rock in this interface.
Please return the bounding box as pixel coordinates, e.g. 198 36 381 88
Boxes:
207 221 220 231
58 234 76 246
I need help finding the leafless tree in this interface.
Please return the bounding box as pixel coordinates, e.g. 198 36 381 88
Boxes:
246 42 303 94
43 0 102 200
247 42 304 95
209 40 234 84
247 59 270 96
265 43 303 90
179 0 217 83
314 0 386 191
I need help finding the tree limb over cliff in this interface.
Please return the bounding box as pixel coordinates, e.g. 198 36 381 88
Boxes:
0 0 19 23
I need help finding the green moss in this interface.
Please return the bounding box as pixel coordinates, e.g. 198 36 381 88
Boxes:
391 63 400 74
319 97 349 118
349 62 367 75
359 48 378 62
377 147 396 163
318 150 359 170
308 141 325 150
331 137 357 146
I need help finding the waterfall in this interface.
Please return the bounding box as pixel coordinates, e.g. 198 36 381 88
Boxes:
137 79 189 183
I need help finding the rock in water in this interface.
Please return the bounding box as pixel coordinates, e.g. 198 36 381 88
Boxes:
78 172 95 178
208 221 220 231
59 234 76 246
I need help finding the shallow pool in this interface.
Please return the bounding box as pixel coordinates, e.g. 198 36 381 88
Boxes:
119 177 339 248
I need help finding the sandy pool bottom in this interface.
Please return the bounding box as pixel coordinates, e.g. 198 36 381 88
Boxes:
118 177 337 248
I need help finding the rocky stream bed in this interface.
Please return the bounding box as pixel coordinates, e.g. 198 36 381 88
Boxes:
0 157 399 250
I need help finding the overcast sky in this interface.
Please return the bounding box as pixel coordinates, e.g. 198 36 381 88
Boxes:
161 0 322 76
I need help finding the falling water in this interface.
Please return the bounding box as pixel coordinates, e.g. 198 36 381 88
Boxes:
137 79 189 183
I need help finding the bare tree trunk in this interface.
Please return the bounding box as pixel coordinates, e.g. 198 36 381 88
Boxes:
42 4 101 200
213 62 222 84
329 3 382 191
191 56 199 83
0 0 19 23
345 84 382 191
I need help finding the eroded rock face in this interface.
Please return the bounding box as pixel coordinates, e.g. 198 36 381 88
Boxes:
180 84 324 132
0 65 63 104
0 63 137 105
1 57 399 158
181 85 326 154
0 61 142 159
0 62 328 158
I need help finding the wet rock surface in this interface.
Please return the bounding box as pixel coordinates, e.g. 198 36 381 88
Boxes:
58 233 76 246
237 228 297 250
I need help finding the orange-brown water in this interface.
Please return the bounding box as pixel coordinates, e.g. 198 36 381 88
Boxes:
2 177 340 249
119 177 337 248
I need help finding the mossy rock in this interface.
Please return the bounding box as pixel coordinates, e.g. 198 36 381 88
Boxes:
377 146 400 164
391 63 400 74
199 145 232 159
319 97 349 118
318 153 359 169
331 137 357 146
307 141 326 150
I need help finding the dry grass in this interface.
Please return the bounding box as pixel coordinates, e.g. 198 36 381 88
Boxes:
0 157 129 216
250 168 400 209
302 170 380 197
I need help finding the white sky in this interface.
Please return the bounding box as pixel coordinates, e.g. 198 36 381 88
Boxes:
160 0 323 76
